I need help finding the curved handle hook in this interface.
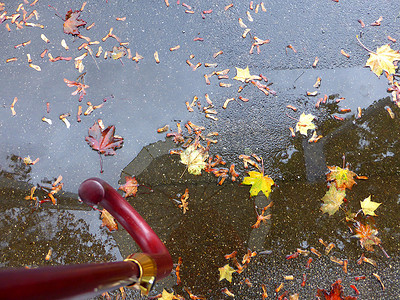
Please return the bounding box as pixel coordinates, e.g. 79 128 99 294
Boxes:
78 178 172 283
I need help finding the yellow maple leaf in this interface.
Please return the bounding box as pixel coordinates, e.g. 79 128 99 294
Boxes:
242 171 274 198
180 145 208 175
365 44 400 77
219 264 236 282
360 195 381 216
160 289 174 300
233 66 259 82
320 185 346 216
295 112 316 136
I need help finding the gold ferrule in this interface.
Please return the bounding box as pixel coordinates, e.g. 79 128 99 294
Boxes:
124 253 157 295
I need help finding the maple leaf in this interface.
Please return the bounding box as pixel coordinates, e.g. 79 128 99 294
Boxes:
119 176 139 198
180 144 208 175
160 289 175 300
85 120 124 173
233 66 258 82
296 112 316 136
326 166 357 190
360 195 381 216
63 10 87 35
365 44 400 77
321 185 346 216
100 209 118 231
352 218 381 251
242 171 274 198
218 264 236 282
316 279 357 300
110 46 126 60
85 120 124 156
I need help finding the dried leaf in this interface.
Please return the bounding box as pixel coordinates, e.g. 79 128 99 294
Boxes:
160 289 174 300
366 44 400 77
233 66 251 82
352 218 381 251
316 279 357 300
360 195 381 216
63 10 87 35
219 264 236 282
296 112 316 136
321 185 345 216
326 166 357 190
119 176 139 198
86 120 124 156
180 145 208 175
101 209 118 231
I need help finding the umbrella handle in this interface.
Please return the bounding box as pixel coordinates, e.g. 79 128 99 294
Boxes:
0 178 172 300
78 177 173 286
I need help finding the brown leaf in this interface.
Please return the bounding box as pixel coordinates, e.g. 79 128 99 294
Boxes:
85 120 124 156
101 209 118 231
119 176 139 198
63 10 87 35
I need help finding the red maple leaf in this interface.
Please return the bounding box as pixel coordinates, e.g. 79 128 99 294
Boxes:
85 120 124 172
63 10 86 35
317 279 357 300
119 176 139 198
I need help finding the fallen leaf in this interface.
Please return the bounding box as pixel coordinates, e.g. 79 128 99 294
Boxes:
63 10 87 35
110 46 126 60
320 185 346 216
352 218 381 251
219 264 236 282
119 176 139 198
316 279 357 300
180 144 208 175
360 195 381 216
101 209 118 231
85 120 124 156
233 66 257 82
326 166 357 190
365 44 400 77
160 289 174 300
296 112 316 136
242 171 274 198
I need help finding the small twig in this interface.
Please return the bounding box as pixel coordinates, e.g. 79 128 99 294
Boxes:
48 5 64 20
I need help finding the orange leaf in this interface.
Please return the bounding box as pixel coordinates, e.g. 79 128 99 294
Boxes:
316 279 357 299
101 209 118 231
118 176 139 198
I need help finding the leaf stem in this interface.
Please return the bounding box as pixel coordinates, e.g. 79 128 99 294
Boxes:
285 112 299 122
48 5 64 20
99 153 104 173
356 35 377 55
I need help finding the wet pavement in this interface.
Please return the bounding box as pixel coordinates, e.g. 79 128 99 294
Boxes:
1 0 400 299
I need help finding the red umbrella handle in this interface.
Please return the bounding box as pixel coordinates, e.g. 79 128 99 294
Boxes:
78 177 173 282
0 178 172 300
